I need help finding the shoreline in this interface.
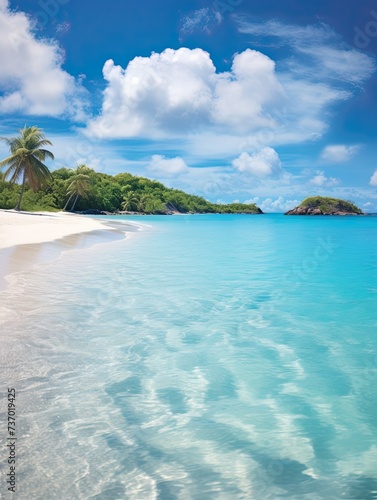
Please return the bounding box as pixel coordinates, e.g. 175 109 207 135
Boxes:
0 210 129 250
0 210 141 290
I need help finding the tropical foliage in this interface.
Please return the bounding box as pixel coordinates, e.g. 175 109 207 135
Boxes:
64 165 92 211
0 126 54 210
298 196 362 214
0 166 262 214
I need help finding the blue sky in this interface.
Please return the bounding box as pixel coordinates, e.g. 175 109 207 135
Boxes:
1 0 377 211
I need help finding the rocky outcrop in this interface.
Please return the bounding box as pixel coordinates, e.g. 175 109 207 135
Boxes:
76 209 111 215
285 207 360 215
285 196 363 216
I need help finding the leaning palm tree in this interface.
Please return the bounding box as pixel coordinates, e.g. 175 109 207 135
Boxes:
121 191 138 211
63 165 92 211
65 173 91 211
0 125 54 211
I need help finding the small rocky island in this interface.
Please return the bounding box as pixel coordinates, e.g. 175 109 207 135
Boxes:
285 196 363 216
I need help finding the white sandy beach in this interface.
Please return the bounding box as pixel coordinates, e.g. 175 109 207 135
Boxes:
0 210 133 290
0 210 115 250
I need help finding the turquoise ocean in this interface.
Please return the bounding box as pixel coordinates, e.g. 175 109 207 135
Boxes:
1 214 377 499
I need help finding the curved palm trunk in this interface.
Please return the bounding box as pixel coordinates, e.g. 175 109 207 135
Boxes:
63 193 74 211
70 193 79 212
15 170 26 211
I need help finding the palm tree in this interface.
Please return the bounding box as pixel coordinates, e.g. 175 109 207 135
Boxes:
63 165 92 211
75 164 93 176
137 194 150 212
121 191 138 211
65 174 91 211
0 126 54 211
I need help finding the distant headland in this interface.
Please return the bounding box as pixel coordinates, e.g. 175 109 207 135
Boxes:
285 196 363 216
0 165 263 215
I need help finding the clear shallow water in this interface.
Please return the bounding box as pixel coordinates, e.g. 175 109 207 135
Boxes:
1 214 377 499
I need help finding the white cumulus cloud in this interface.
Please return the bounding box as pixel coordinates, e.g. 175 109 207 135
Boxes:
86 47 285 139
321 144 359 162
369 170 377 186
232 148 282 177
245 197 299 213
0 1 86 119
85 35 372 152
148 155 189 177
309 170 340 187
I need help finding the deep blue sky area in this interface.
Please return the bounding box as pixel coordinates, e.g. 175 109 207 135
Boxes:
1 0 377 211
15 0 377 75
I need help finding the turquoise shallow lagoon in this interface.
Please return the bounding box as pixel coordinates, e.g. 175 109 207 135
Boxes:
1 214 377 499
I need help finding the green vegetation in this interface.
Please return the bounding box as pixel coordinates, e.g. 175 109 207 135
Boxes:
64 165 92 211
0 166 262 214
0 126 54 211
0 126 261 214
298 196 362 214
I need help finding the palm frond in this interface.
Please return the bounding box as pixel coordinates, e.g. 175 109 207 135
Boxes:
33 149 55 161
3 161 24 184
25 157 53 191
34 139 53 148
0 137 13 146
66 173 91 200
0 155 17 168
1 126 54 208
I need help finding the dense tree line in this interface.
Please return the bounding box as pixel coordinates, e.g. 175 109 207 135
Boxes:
0 166 262 214
0 126 261 214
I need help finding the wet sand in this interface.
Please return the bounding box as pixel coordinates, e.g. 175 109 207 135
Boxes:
0 210 140 290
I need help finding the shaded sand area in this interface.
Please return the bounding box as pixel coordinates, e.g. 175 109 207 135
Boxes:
0 210 139 289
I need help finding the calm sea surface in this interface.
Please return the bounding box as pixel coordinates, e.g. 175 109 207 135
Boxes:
1 214 377 499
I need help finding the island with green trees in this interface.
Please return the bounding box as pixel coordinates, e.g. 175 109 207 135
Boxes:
0 165 263 214
0 127 366 217
285 196 363 215
0 126 263 214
